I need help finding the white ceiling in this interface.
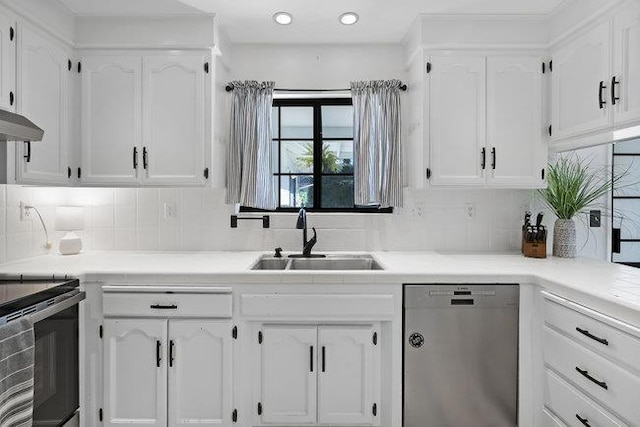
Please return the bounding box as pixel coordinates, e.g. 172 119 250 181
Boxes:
58 0 566 44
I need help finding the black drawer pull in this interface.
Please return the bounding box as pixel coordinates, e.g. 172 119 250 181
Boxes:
576 327 609 346
156 340 162 367
575 367 608 390
169 340 175 367
480 147 486 169
310 346 314 372
576 414 591 426
150 304 178 309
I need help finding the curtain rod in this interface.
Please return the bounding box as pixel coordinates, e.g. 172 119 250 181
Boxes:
224 83 408 92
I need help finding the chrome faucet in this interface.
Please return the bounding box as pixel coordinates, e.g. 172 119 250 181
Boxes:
296 207 317 257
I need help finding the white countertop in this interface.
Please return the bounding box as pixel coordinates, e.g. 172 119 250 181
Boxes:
1 250 640 326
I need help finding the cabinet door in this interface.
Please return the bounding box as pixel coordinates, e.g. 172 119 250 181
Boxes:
142 55 206 186
103 319 167 427
551 21 612 139
0 10 16 111
168 320 232 427
487 57 546 187
318 325 380 425
429 56 486 186
17 24 70 184
613 2 640 127
81 55 141 185
261 325 317 424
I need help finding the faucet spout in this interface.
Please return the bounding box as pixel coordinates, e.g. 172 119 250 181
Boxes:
293 207 320 257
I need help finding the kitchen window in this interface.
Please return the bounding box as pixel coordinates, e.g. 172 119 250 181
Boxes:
243 98 391 213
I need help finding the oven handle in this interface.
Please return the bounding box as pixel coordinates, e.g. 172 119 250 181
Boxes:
29 292 86 323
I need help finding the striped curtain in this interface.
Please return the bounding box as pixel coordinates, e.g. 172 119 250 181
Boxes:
225 81 276 210
351 80 403 208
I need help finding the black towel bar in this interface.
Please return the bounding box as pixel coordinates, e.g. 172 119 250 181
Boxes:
230 215 270 228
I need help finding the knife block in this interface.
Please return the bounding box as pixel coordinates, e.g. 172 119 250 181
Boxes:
523 237 547 259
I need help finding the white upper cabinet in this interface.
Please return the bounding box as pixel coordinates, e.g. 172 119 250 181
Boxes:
429 56 486 186
429 55 546 188
142 55 206 186
260 325 317 424
80 55 142 185
103 319 168 427
17 23 71 185
168 320 232 427
551 21 612 139
487 57 545 187
613 1 640 127
317 325 379 425
0 9 16 112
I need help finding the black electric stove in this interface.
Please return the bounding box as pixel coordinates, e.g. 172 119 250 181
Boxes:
0 275 80 323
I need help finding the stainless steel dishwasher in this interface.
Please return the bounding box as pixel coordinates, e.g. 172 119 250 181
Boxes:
403 284 519 427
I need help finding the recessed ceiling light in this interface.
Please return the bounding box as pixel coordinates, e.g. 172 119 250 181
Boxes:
273 12 293 25
339 12 359 26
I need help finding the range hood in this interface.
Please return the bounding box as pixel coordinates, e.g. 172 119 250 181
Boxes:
0 109 44 142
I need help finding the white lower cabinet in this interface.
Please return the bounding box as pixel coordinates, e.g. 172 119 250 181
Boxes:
103 319 167 427
258 324 381 426
103 318 232 427
540 291 640 426
261 325 317 424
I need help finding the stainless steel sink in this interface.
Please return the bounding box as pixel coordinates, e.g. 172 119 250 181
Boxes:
250 255 384 271
251 258 291 270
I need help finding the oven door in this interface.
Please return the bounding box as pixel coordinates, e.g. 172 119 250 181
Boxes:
32 303 79 426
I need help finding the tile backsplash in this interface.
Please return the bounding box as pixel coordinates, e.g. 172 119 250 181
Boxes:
0 184 542 263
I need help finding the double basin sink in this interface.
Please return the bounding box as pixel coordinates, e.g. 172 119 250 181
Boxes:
251 254 384 271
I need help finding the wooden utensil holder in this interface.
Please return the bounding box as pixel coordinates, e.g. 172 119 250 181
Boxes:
523 238 547 258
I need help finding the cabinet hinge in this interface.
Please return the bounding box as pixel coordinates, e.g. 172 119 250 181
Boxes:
68 59 72 71
204 167 209 179
258 330 263 344
541 168 545 180
542 62 545 74
372 403 377 416
426 61 432 74
99 325 103 338
373 332 378 345
77 167 82 179
549 60 553 72
548 125 552 137
232 409 238 423
204 62 209 73
232 325 237 339
98 408 103 422
67 167 72 179
257 402 263 415
9 27 14 41
426 168 431 180
77 61 82 73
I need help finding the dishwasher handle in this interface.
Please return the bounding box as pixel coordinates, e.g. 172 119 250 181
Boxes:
451 298 474 306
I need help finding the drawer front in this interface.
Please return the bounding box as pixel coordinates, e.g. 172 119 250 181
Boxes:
544 368 628 427
103 292 232 318
544 296 640 373
543 326 640 424
542 408 565 427
240 294 394 319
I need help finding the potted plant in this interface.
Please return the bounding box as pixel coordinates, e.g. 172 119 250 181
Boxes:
537 155 625 258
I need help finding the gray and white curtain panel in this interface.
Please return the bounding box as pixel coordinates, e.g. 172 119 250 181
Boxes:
351 80 403 208
226 81 276 210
